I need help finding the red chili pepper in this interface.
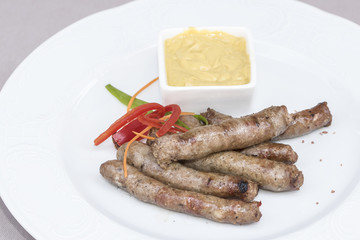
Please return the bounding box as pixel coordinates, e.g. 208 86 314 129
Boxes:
156 104 181 137
112 119 147 147
94 103 164 145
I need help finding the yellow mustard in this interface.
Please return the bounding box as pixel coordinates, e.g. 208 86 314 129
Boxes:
164 28 251 87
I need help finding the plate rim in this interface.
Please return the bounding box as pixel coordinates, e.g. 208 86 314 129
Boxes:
1 0 360 239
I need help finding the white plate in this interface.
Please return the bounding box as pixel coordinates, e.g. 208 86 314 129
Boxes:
1 0 360 239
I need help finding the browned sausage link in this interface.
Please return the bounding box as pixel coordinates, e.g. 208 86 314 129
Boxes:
273 102 332 141
117 142 259 202
179 115 203 129
200 108 232 125
183 151 304 192
100 160 262 224
152 106 292 167
239 142 298 164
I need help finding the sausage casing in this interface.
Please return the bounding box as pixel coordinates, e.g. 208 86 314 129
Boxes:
100 160 262 224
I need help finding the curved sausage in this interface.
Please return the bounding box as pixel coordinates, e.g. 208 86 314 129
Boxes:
152 106 292 167
100 160 262 225
183 151 304 192
239 142 298 164
273 102 332 140
117 141 258 202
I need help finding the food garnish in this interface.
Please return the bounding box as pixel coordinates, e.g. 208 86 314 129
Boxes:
95 78 197 176
123 126 153 176
93 102 165 146
112 119 147 147
105 84 147 109
127 77 159 112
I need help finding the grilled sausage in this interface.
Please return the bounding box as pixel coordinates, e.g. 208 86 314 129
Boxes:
201 108 232 125
202 102 332 141
152 106 292 167
100 160 262 224
183 151 304 192
239 142 298 164
117 142 258 202
273 102 332 140
179 115 203 129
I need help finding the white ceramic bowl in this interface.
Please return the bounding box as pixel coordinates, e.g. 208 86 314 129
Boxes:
158 26 256 114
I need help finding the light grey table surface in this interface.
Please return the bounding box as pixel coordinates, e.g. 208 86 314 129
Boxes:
0 0 359 239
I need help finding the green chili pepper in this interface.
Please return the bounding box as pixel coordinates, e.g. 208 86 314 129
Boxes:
193 114 209 125
105 84 147 109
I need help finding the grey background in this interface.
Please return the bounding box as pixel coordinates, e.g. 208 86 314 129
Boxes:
0 0 359 239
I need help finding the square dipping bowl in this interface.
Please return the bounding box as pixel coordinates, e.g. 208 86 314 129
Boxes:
158 26 256 115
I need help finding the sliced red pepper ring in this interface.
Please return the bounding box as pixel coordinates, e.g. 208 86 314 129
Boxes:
137 113 163 129
157 120 188 133
156 104 182 137
94 103 164 145
138 114 179 134
145 109 166 120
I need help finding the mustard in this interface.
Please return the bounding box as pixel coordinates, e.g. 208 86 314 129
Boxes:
164 28 251 87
